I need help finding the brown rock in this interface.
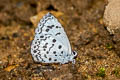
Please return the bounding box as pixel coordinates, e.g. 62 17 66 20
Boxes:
104 0 120 34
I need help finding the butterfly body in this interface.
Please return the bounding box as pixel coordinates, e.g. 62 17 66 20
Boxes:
31 13 77 64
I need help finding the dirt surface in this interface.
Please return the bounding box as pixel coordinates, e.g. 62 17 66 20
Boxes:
0 0 120 80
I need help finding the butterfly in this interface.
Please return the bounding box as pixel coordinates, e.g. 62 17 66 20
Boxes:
31 12 77 64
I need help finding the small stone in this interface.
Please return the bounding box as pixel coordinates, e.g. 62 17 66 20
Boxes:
0 61 2 64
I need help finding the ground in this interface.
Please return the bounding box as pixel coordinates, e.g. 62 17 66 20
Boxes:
0 0 120 80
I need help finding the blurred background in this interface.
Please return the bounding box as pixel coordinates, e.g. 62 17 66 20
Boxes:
0 0 120 80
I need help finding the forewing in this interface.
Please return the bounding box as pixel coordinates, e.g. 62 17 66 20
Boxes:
35 13 72 55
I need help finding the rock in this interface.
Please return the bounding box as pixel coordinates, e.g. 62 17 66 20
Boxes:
103 0 120 34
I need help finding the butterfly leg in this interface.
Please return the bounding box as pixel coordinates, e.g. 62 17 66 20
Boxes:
72 59 75 64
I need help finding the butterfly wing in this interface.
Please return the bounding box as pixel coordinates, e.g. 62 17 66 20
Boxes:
35 13 71 53
31 13 74 64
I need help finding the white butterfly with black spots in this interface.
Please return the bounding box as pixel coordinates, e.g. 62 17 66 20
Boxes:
31 12 77 64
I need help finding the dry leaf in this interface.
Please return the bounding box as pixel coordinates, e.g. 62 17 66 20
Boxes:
4 64 19 72
30 11 64 27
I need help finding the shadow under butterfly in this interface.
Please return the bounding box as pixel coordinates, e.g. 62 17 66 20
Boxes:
30 12 77 64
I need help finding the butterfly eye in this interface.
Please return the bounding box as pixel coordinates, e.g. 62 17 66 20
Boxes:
72 51 77 56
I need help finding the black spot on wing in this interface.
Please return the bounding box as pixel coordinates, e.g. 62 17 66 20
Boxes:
33 50 37 53
55 32 61 36
47 25 54 29
44 54 47 58
41 37 47 41
41 58 45 62
49 58 52 61
52 39 56 43
43 45 47 48
43 43 48 49
61 51 63 54
34 46 36 48
56 26 61 28
37 53 41 56
59 55 62 56
37 41 41 45
45 34 52 36
35 55 39 61
40 36 44 38
53 51 56 54
46 51 49 54
35 41 37 44
49 44 54 51
46 29 49 32
43 49 46 51
51 25 54 27
54 59 57 61
58 45 62 49
37 38 40 40
45 43 48 45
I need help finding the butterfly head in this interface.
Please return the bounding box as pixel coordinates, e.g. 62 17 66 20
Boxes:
68 51 77 64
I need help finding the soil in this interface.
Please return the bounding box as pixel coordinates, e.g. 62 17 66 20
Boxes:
0 0 120 80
